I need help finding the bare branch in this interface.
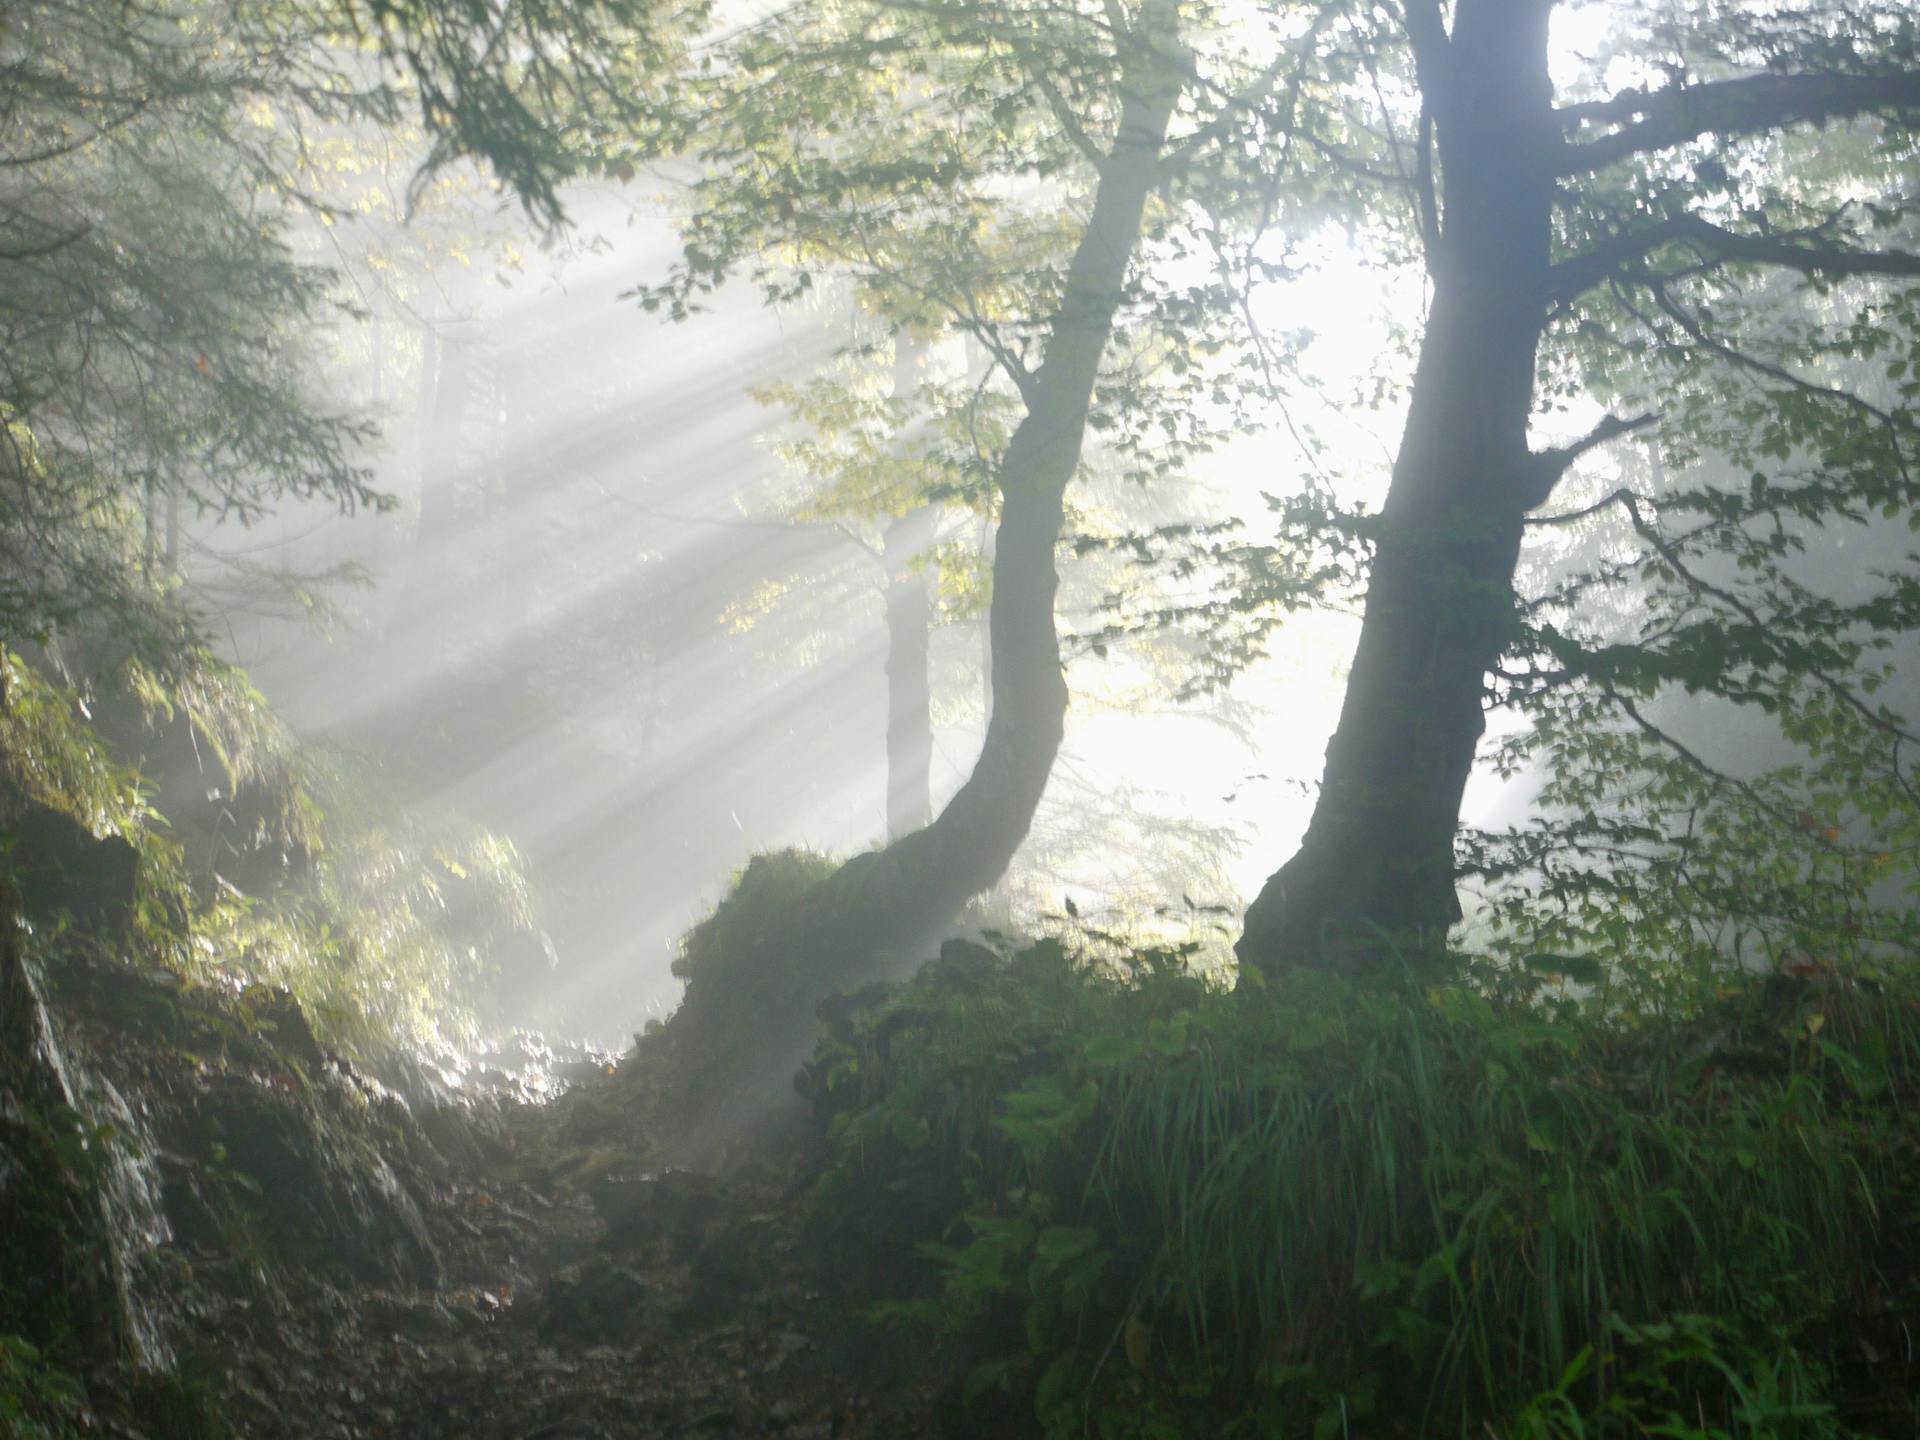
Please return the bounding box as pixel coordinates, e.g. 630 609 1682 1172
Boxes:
1558 69 1920 176
1523 485 1641 529
1550 211 1920 304
1659 213 1920 279
0 223 89 261
1518 412 1658 511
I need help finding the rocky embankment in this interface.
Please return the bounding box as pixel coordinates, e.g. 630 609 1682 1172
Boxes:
1 926 960 1439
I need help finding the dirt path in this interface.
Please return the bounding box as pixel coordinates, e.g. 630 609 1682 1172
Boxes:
195 1095 953 1439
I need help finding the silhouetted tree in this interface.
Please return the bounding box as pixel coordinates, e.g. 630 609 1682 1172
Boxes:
1238 0 1920 978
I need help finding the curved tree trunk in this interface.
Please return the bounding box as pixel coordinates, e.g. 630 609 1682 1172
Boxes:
812 0 1184 952
655 0 1184 1153
882 506 935 840
1239 0 1557 978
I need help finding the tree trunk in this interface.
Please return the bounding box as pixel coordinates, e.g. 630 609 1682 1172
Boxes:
882 508 935 839
655 0 1184 1155
819 0 1184 947
1239 0 1557 978
882 338 936 840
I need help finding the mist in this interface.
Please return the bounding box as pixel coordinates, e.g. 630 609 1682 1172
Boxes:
11 2 1920 1432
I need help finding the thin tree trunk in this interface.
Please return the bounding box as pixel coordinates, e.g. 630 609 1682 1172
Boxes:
659 0 1185 1147
1239 0 1556 978
820 0 1183 946
882 508 935 839
882 338 936 840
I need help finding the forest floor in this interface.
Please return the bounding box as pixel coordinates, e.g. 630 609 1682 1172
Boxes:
5 942 968 1440
201 1105 949 1440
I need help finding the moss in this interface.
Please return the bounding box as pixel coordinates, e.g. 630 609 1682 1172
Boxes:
0 1336 90 1440
661 848 846 1084
671 848 842 989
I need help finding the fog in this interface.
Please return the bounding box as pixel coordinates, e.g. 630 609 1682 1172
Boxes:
160 0 1866 1043
180 189 1375 1041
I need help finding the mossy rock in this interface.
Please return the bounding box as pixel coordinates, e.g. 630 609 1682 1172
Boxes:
671 848 841 990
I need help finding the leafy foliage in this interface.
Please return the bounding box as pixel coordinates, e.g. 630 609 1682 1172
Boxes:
0 645 538 1052
1 0 687 654
809 937 1920 1437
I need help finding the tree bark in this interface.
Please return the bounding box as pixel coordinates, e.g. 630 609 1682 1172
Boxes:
882 508 935 839
820 0 1184 948
656 0 1185 1152
1239 0 1557 978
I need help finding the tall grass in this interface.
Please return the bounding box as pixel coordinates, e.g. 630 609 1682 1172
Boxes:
809 941 1920 1437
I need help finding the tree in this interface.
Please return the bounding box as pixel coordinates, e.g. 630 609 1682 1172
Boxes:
659 0 1190 927
1237 0 1920 978
1 0 677 662
753 333 980 843
640 0 1271 1129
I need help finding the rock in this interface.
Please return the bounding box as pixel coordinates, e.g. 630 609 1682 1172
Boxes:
587 1166 727 1250
363 1292 462 1341
4 802 140 938
535 1262 653 1343
191 1065 442 1289
0 913 169 1368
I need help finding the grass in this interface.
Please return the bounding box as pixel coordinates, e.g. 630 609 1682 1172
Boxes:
806 939 1920 1437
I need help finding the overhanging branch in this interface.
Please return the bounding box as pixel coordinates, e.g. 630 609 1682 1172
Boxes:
1558 69 1920 176
1549 212 1920 304
1518 412 1658 511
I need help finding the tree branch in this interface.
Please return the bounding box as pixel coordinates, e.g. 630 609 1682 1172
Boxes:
1025 67 1105 170
1517 412 1658 511
1558 69 1920 176
1523 484 1640 529
0 223 90 261
1619 489 1920 749
1660 213 1920 279
1549 211 1920 304
1643 275 1916 495
1414 98 1441 261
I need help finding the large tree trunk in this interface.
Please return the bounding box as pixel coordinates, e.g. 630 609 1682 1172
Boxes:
1239 0 1556 978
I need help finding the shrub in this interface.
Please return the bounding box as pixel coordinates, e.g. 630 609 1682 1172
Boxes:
809 939 1920 1437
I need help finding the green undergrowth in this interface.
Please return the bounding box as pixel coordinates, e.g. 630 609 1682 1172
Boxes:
0 644 537 1053
806 939 1920 1438
0 1335 89 1440
0 1335 228 1440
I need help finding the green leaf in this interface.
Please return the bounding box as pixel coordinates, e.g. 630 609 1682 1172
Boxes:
1033 1225 1098 1265
1083 1033 1144 1066
889 1109 931 1149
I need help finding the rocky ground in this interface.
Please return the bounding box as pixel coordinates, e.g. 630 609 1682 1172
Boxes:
203 1151 948 1440
3 940 972 1440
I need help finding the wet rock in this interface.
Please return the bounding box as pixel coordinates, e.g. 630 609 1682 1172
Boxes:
0 916 170 1368
191 1065 442 1289
363 1291 463 1341
588 1166 728 1250
237 985 328 1073
535 1262 654 1343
